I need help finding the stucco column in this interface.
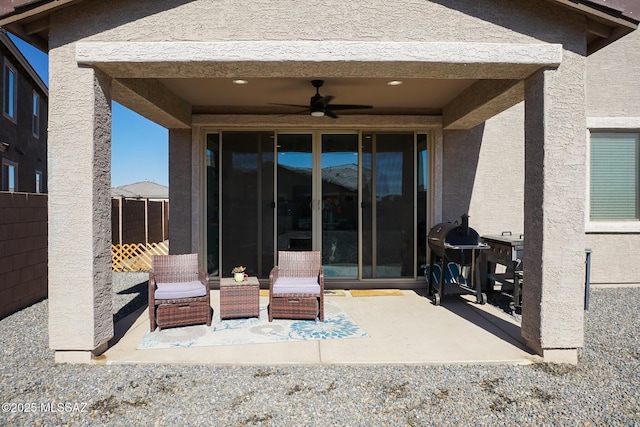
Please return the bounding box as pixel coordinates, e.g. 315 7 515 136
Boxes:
168 128 193 254
522 58 586 363
47 45 113 363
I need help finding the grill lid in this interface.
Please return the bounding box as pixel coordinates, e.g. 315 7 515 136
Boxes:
428 214 483 264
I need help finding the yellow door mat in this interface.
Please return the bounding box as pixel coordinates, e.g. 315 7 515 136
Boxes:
349 289 404 297
259 289 346 297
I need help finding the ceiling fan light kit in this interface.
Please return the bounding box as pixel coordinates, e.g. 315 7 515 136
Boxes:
272 79 373 119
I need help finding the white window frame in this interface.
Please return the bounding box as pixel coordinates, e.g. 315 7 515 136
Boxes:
2 159 18 192
586 117 640 233
3 60 17 122
32 90 40 138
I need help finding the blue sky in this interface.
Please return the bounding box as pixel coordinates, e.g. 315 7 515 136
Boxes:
10 35 169 187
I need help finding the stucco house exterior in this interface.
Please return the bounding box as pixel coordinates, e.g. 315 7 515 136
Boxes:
0 0 638 364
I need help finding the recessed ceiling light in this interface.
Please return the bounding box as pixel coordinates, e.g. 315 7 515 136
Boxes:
387 80 403 86
232 79 248 85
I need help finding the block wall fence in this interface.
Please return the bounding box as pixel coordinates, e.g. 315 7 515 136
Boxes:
0 192 47 319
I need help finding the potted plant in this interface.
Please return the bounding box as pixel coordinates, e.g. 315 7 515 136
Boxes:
231 265 247 282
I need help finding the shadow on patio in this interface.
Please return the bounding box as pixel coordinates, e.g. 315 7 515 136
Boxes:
101 279 539 366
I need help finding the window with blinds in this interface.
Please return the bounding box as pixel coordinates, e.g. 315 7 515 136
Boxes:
590 133 640 220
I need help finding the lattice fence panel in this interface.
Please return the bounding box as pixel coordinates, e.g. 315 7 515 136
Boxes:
112 241 169 272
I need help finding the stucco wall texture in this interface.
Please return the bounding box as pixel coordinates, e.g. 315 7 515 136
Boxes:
42 0 602 358
47 40 113 351
49 0 579 45
587 28 640 117
585 28 640 284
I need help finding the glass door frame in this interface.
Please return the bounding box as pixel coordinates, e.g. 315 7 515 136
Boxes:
274 130 360 265
203 128 435 282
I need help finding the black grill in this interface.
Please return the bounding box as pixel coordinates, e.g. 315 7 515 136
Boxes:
426 214 488 306
481 232 524 313
428 214 481 265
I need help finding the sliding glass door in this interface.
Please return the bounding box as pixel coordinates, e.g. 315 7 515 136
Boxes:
276 134 314 252
217 131 274 277
362 133 415 278
275 132 359 278
321 134 359 277
206 130 427 280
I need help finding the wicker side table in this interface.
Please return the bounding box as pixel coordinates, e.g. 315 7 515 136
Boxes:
219 276 260 319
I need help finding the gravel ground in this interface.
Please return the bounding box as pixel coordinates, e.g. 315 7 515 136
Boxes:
1 274 639 426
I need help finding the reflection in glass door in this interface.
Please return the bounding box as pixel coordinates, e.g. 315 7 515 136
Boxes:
362 133 415 278
277 134 313 252
321 134 359 277
276 133 359 278
207 130 428 280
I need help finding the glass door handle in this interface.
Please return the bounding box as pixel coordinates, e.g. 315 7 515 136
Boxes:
309 200 322 210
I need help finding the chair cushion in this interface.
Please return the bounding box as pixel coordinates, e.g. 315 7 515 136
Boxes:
273 277 320 295
155 281 207 300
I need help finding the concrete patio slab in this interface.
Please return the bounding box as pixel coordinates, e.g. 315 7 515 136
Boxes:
101 290 540 366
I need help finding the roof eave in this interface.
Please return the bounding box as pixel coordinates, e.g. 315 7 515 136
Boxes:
545 0 638 54
0 0 84 52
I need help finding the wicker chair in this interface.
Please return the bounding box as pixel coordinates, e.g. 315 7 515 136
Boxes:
149 254 211 331
269 251 324 322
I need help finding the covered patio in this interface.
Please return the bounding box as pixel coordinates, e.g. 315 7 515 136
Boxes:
103 286 536 365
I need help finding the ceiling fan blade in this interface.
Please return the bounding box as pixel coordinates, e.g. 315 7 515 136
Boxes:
324 109 339 119
321 95 334 105
269 103 310 109
326 104 373 111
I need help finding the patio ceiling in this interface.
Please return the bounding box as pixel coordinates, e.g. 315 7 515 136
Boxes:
82 40 558 128
159 77 477 117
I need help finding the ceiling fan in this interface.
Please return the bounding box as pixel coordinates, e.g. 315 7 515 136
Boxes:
274 79 373 118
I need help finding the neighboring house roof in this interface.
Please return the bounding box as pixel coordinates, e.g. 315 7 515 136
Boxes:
279 163 361 193
0 28 47 95
0 0 637 54
112 181 168 200
322 164 359 193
